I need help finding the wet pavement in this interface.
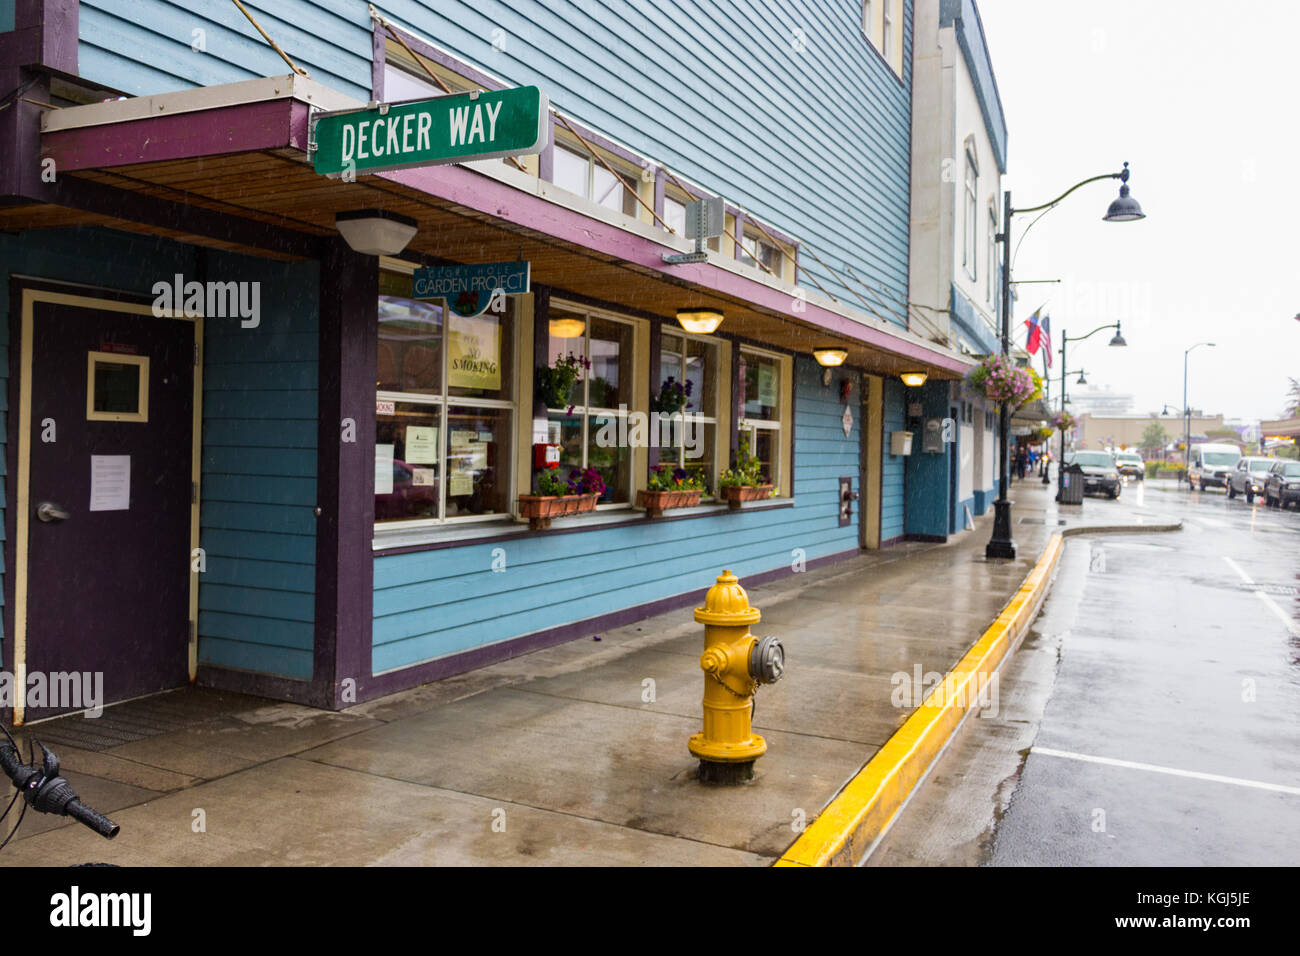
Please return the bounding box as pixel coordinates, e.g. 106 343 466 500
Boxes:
2 474 1169 866
869 477 1300 866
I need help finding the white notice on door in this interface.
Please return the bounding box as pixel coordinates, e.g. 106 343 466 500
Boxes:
375 443 395 495
89 455 131 511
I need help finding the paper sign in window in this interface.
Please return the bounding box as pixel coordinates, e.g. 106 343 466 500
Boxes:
89 455 131 511
375 443 395 495
447 313 501 390
757 366 777 407
404 425 439 464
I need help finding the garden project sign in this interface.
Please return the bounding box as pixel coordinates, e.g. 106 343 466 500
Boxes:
312 86 549 177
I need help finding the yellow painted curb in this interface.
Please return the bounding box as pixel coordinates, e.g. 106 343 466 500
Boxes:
774 532 1066 867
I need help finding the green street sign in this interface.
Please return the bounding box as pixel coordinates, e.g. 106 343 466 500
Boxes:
312 86 549 178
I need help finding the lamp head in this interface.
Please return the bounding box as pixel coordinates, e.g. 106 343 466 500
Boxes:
1109 323 1127 347
1103 163 1145 222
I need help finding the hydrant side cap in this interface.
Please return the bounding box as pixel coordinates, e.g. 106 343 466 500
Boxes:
694 569 761 625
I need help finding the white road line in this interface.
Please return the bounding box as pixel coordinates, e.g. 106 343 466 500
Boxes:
1033 747 1300 796
1256 590 1300 637
1222 555 1254 584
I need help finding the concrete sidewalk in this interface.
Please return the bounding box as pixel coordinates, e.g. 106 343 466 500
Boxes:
1 475 1164 866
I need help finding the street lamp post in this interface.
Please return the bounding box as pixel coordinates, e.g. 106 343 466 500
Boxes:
1182 342 1215 487
985 164 1146 559
1056 323 1126 501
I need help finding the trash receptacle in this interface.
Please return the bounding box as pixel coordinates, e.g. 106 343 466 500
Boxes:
1059 463 1085 505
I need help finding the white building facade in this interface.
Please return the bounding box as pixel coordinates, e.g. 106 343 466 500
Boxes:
909 0 1008 523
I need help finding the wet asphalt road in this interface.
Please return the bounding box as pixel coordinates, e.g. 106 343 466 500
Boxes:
870 478 1300 866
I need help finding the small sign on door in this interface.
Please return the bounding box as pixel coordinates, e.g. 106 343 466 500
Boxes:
89 455 131 511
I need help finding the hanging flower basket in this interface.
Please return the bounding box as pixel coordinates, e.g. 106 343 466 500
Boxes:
1053 411 1077 432
965 354 1039 408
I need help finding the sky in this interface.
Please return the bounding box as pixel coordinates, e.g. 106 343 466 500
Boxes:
975 0 1299 423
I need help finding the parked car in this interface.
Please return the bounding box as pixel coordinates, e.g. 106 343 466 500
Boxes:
1227 457 1275 502
1065 450 1122 498
1114 451 1144 481
1187 443 1242 491
1263 460 1300 509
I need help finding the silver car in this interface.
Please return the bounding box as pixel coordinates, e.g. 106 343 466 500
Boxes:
1227 457 1274 502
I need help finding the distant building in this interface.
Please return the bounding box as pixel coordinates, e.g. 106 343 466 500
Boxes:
1066 385 1135 417
1077 413 1225 453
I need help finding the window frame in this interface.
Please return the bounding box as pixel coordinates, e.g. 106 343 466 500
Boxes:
544 299 646 509
657 328 724 494
736 345 792 496
374 268 520 530
963 146 979 281
552 138 639 218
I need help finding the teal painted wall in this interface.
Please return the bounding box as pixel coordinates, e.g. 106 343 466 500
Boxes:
881 377 906 541
196 251 318 680
0 1 15 33
0 227 199 667
904 378 952 538
76 0 913 322
371 356 861 674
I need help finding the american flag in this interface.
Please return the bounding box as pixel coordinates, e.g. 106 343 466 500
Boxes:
1040 314 1053 367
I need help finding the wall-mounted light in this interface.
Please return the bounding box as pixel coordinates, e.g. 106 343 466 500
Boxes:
900 372 928 387
548 317 586 338
676 308 724 334
335 209 418 256
812 348 848 367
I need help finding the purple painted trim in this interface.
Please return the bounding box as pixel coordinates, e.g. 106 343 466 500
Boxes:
0 0 76 72
647 317 662 471
374 500 796 557
880 534 906 548
197 666 326 708
375 19 505 94
531 284 550 420
371 19 386 100
41 100 302 172
653 166 665 218
905 533 948 543
355 545 861 705
732 211 746 260
315 238 379 708
729 339 741 456
376 160 969 375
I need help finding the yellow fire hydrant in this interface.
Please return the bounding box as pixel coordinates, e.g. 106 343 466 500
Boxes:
689 569 785 784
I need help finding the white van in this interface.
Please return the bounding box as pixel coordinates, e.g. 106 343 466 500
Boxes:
1187 443 1242 491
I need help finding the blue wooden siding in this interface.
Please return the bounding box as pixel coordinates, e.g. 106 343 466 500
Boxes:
881 377 906 541
0 1 14 32
0 228 200 667
196 252 318 680
904 378 952 537
371 356 861 673
76 0 913 323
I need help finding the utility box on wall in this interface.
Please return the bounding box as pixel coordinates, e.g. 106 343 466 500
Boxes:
890 430 913 456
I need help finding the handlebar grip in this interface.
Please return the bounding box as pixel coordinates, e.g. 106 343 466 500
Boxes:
65 799 120 839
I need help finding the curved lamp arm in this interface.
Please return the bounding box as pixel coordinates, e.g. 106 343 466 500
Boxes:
1066 322 1122 344
1009 165 1133 268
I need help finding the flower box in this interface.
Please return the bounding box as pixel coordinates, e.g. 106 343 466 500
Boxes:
636 488 702 518
720 484 775 510
516 493 598 530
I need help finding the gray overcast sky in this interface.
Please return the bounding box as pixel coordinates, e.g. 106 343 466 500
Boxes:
976 0 1299 423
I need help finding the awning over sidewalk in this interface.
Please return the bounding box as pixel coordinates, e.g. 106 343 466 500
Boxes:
3 74 971 380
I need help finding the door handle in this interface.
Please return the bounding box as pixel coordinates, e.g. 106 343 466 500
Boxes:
36 502 69 523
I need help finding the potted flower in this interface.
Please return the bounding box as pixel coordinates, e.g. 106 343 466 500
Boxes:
536 353 589 414
965 354 1038 409
637 464 706 518
717 427 774 509
517 466 605 530
649 375 693 416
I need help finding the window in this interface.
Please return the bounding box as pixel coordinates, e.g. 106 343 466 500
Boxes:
375 272 516 525
87 351 149 422
739 232 779 273
964 147 978 281
552 142 638 217
663 195 686 235
737 348 785 490
545 303 640 504
658 330 720 490
987 206 997 305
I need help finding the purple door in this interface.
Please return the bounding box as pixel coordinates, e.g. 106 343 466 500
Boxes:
23 295 196 719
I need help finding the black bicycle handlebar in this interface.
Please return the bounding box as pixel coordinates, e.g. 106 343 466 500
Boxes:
0 732 120 842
